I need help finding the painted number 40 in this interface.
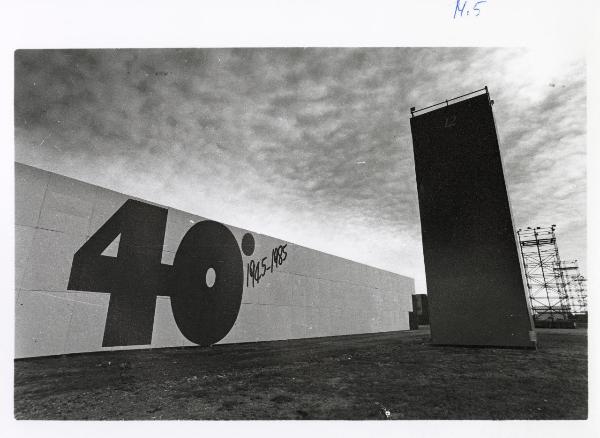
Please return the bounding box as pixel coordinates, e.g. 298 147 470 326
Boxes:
67 199 246 348
454 0 487 18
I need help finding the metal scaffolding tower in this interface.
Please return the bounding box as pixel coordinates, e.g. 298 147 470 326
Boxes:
516 225 571 320
555 260 588 315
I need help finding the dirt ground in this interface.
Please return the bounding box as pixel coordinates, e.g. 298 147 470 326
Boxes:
14 328 587 420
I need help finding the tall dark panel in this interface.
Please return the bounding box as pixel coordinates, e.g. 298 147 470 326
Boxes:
413 294 430 325
410 92 535 348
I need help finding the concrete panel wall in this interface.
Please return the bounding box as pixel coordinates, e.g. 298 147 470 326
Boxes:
410 92 535 348
15 163 414 358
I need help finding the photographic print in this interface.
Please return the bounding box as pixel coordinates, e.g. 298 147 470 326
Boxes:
13 47 587 420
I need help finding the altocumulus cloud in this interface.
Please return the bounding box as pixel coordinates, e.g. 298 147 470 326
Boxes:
15 48 586 293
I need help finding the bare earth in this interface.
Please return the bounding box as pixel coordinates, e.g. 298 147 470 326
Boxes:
14 328 587 420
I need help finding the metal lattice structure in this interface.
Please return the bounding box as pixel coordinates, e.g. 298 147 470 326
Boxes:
555 260 588 315
516 226 571 320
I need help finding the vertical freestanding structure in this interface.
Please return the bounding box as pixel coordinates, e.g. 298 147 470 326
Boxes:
557 260 587 315
558 261 587 315
409 88 536 348
516 226 571 320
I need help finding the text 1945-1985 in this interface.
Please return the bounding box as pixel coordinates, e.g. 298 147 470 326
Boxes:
246 245 288 287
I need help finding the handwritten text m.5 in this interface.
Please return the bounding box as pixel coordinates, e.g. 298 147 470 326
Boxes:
454 0 487 18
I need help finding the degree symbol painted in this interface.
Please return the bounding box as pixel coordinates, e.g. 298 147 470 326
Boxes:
242 233 255 256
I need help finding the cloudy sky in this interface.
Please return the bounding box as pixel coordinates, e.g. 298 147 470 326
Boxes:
14 48 586 293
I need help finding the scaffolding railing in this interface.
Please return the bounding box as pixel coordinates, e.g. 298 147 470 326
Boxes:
516 225 572 320
555 260 587 315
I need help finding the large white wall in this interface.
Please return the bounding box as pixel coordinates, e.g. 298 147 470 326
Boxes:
15 163 414 358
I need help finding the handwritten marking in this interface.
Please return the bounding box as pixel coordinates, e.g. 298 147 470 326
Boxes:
454 0 487 19
246 244 288 287
474 1 487 16
38 133 51 147
454 0 466 18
